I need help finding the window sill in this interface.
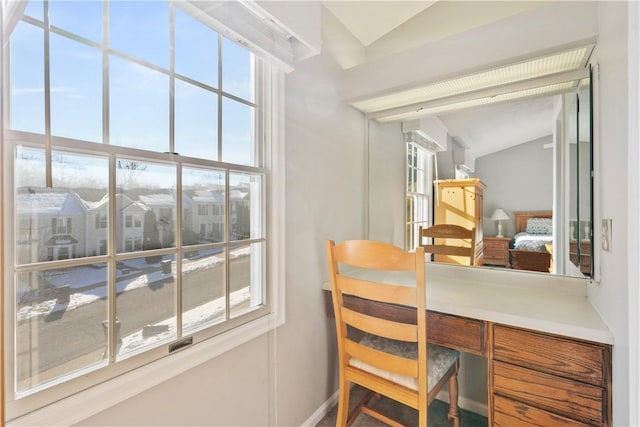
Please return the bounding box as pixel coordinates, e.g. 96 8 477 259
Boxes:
7 311 285 427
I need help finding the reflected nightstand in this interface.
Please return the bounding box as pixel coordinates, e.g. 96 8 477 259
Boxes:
483 236 512 267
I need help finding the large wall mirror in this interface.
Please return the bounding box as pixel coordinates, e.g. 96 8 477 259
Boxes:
368 62 594 279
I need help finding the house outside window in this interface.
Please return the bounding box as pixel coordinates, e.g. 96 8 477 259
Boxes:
51 217 71 235
98 239 107 256
2 0 279 419
95 213 107 229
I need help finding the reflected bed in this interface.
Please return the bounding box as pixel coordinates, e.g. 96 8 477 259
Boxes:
508 211 552 272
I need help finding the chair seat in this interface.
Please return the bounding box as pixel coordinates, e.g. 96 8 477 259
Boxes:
350 334 460 393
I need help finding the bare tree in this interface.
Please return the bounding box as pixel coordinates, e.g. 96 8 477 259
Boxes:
117 160 147 188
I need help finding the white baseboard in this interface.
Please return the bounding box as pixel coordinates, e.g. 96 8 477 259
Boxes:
301 389 340 427
302 389 487 426
436 390 488 418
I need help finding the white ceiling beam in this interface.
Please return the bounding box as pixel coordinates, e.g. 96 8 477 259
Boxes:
367 68 590 122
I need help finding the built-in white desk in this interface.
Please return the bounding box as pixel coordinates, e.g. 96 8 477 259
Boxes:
323 262 613 426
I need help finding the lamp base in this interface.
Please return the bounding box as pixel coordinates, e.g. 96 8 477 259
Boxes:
496 221 504 238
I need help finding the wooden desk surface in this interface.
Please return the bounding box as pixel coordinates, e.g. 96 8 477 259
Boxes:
323 262 613 345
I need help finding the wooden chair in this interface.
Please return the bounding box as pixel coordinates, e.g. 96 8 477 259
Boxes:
326 240 460 427
418 224 476 266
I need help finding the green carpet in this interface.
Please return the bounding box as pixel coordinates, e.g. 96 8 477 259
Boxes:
316 386 487 427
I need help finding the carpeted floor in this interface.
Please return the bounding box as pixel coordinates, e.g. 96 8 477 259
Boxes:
316 386 487 427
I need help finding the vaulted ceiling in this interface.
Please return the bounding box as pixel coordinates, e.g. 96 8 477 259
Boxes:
321 1 588 159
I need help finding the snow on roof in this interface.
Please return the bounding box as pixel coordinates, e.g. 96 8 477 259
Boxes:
85 193 109 210
121 200 149 213
229 189 249 201
192 189 224 203
17 192 86 216
139 193 175 207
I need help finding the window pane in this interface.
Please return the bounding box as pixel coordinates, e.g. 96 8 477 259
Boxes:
50 0 102 43
10 21 44 134
109 1 169 68
16 264 108 393
116 255 176 358
15 148 109 265
50 34 102 142
222 98 255 166
230 172 262 241
110 55 169 151
182 247 225 334
174 80 218 160
116 160 176 252
229 242 264 319
222 37 254 102
182 167 225 245
24 0 44 21
174 8 218 87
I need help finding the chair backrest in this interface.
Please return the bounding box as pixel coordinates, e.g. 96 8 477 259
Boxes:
325 240 428 416
418 224 476 266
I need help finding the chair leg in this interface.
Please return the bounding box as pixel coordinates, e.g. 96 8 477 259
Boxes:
447 360 460 427
336 379 351 427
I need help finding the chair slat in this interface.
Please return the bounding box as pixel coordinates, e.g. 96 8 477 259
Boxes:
418 224 476 266
336 275 416 306
422 244 474 257
346 339 418 378
341 307 418 342
333 240 416 271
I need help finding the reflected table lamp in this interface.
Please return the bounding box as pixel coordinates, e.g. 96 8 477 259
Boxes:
491 209 509 238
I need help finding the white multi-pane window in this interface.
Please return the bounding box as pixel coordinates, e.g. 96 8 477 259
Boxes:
3 0 276 417
406 142 434 251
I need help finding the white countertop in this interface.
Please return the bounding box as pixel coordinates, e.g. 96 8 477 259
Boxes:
324 262 614 345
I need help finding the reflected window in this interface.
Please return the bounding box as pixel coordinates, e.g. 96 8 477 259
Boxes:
406 142 433 251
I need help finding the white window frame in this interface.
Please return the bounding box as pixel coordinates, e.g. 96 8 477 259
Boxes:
1 2 287 424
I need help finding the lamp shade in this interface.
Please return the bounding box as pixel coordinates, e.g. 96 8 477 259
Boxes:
491 209 509 221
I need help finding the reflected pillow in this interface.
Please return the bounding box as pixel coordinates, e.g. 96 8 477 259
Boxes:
526 218 553 235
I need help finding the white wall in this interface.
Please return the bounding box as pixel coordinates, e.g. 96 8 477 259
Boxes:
368 120 405 247
587 2 631 426
273 15 367 423
475 137 554 237
76 10 367 427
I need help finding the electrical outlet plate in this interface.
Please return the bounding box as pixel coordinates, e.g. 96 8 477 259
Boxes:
601 219 612 252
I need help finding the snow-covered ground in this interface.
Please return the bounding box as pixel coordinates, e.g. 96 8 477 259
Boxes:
17 247 256 355
118 286 251 354
17 246 251 321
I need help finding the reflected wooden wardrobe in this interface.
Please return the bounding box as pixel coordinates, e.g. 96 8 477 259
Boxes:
433 178 485 266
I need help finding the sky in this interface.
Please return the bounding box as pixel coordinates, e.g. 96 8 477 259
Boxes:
10 0 256 166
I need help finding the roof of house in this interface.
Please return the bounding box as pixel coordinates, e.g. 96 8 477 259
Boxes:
17 192 87 216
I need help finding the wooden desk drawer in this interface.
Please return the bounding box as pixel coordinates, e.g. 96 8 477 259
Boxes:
494 325 605 386
494 395 589 427
493 361 604 425
427 311 486 355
